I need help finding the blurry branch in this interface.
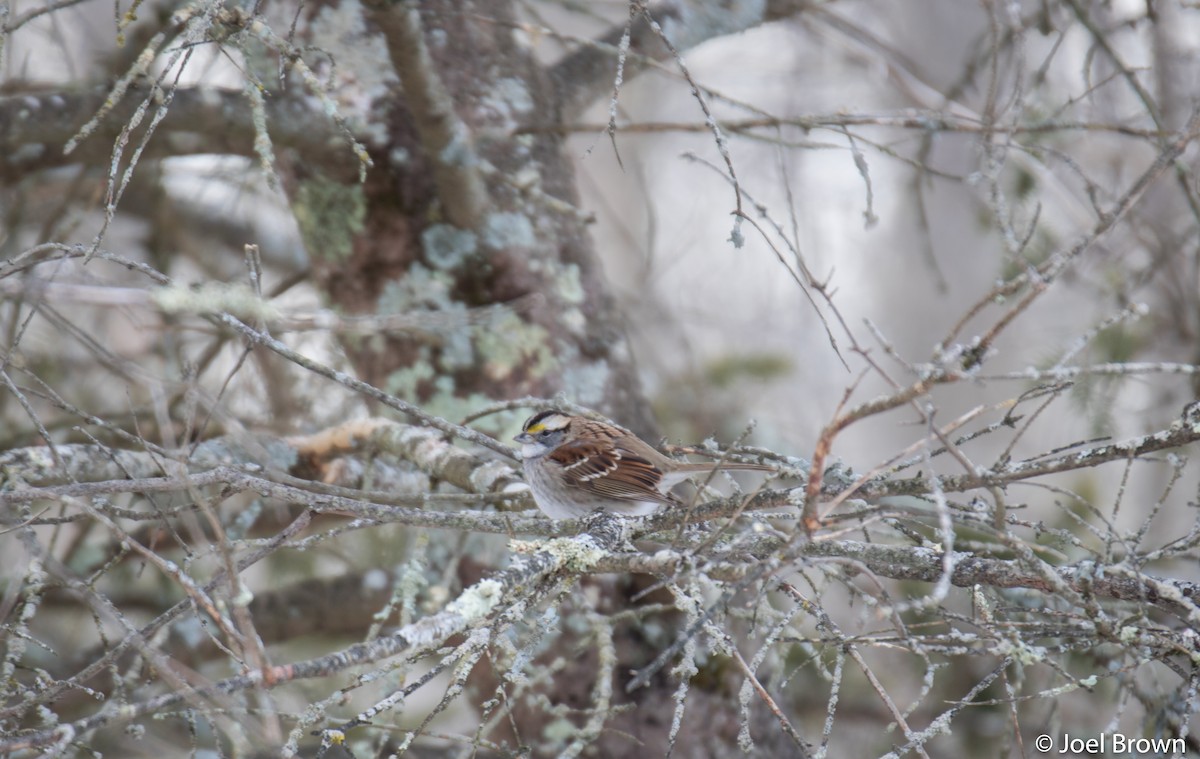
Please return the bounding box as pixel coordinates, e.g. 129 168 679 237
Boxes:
5 461 1199 754
941 110 1200 359
517 112 1169 140
63 567 462 672
1062 0 1164 131
2 270 1198 747
800 110 1200 528
0 416 532 515
0 463 546 533
549 0 814 122
816 393 1200 503
210 309 519 458
6 404 1200 524
0 276 540 336
0 85 357 182
288 418 524 498
3 413 1199 607
0 511 632 755
684 151 852 369
366 0 489 229
4 247 1200 536
626 3 745 223
800 540 1200 624
1061 0 1200 224
0 505 318 728
0 243 516 456
0 0 93 34
805 3 1186 240
588 536 1200 624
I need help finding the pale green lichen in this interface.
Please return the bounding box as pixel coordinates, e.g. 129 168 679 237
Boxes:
418 384 492 427
560 360 610 407
425 584 449 612
446 578 502 621
385 359 434 398
231 584 254 607
475 311 555 380
154 282 281 322
421 224 478 270
995 638 1048 665
556 263 585 306
542 717 580 744
481 77 534 131
376 264 453 312
481 212 534 251
307 0 398 142
439 329 475 370
560 307 586 336
510 166 540 190
293 179 365 260
243 77 277 189
390 376 504 437
540 536 605 572
494 77 533 114
439 123 476 167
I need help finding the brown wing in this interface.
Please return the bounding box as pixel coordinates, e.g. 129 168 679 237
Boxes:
548 438 677 505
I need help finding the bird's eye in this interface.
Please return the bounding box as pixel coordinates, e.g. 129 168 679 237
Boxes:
538 429 551 439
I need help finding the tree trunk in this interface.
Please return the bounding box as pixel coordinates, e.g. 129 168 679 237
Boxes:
289 0 653 434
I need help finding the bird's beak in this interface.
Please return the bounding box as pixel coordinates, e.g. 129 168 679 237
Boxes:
514 432 533 444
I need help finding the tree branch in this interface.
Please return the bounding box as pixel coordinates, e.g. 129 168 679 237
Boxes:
365 0 489 229
550 1 814 122
0 511 630 754
0 86 357 182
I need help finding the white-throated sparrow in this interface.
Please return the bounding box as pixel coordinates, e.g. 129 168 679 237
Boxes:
514 410 773 519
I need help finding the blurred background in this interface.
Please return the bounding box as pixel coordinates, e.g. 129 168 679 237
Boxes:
3 0 1200 756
